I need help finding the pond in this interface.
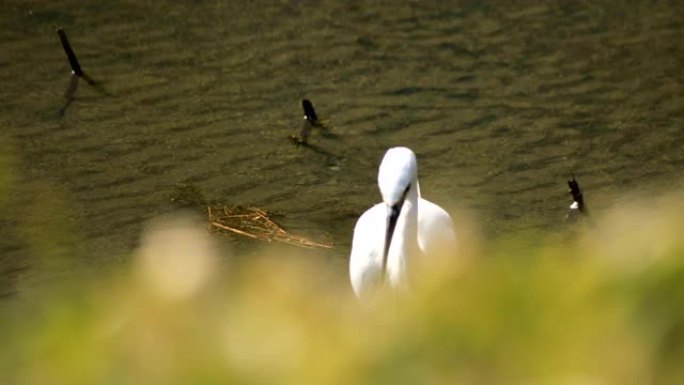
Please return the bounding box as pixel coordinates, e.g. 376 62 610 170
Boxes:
1 0 682 295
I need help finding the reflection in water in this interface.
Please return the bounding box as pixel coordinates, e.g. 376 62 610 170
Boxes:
0 0 682 290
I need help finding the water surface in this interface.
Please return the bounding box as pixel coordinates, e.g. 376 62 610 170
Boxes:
1 0 683 294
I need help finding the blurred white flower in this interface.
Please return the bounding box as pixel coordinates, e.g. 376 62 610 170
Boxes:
135 213 217 301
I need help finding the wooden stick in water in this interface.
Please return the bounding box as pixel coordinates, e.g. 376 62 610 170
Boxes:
566 174 588 223
57 28 107 115
290 99 319 145
57 28 84 77
207 205 333 249
568 175 585 213
299 99 318 143
211 221 260 240
302 99 318 124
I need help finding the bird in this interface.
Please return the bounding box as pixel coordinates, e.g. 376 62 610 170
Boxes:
349 147 457 298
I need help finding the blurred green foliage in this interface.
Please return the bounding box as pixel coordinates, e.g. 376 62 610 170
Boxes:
0 193 683 385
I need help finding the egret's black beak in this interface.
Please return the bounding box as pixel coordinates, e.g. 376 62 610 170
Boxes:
381 184 411 281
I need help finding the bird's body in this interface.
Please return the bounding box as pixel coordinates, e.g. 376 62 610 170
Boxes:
349 147 456 298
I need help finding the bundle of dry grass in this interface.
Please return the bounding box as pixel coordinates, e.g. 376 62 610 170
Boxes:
207 205 333 249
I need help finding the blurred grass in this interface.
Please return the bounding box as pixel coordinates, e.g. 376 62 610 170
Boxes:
0 193 682 385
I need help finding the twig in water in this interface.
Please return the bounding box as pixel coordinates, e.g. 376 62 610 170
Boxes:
207 204 333 249
57 28 84 77
57 28 107 115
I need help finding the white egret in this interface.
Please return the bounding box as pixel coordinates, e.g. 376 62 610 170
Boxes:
349 147 456 298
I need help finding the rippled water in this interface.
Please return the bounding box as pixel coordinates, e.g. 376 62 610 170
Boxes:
1 0 683 294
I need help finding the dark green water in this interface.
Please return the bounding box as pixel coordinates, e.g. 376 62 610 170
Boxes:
1 0 683 295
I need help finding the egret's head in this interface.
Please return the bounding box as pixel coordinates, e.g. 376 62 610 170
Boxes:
377 147 418 279
377 147 418 205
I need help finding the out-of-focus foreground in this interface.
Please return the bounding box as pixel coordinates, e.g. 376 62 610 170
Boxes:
1 193 683 385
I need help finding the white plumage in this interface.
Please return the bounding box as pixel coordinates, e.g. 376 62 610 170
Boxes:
349 147 456 298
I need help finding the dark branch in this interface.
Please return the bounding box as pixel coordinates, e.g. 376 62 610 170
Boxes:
302 99 318 124
568 175 585 212
57 28 84 77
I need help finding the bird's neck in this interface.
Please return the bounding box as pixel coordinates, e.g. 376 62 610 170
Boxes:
386 184 420 287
